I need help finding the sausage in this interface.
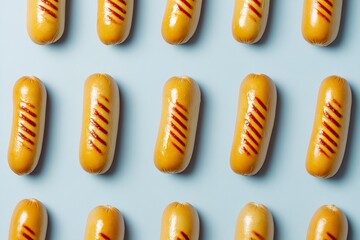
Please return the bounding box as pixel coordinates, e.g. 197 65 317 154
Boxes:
160 202 199 240
235 202 274 240
232 0 270 44
79 73 120 174
9 198 48 240
84 205 125 240
27 0 66 44
154 76 201 173
307 205 348 240
302 0 343 46
306 76 351 178
97 0 134 45
8 76 47 175
230 74 277 175
161 0 203 44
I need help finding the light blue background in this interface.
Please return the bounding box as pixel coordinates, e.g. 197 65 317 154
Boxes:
0 0 359 239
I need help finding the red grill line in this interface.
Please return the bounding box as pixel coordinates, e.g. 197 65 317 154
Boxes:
242 146 251 156
177 4 192 18
321 130 337 147
89 140 102 154
171 114 188 130
23 225 35 235
108 0 126 14
248 4 262 18
100 232 111 240
101 95 110 102
180 0 192 9
332 99 341 108
176 102 188 112
244 138 258 154
90 130 107 146
98 101 110 113
170 122 186 138
326 102 342 118
94 109 109 124
324 0 333 6
172 142 184 154
173 107 188 121
21 232 34 240
107 7 125 21
317 1 332 15
253 230 265 240
323 121 339 138
255 97 267 111
170 130 186 147
246 121 262 139
18 132 35 145
20 123 36 137
20 106 37 118
318 147 330 158
39 5 57 18
20 142 32 152
252 104 265 120
249 112 263 129
90 118 108 135
317 9 330 22
324 111 340 127
246 130 259 146
319 138 335 153
40 0 58 10
20 113 36 127
326 232 337 240
253 0 262 7
181 231 190 240
119 0 126 5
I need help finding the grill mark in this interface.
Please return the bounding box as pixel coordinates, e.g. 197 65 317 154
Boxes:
252 104 265 120
255 97 267 111
20 123 36 137
326 232 337 240
246 121 262 139
108 0 126 14
252 0 262 7
324 111 340 127
89 140 102 154
23 101 35 108
248 3 262 18
246 130 259 146
20 142 32 151
177 4 192 18
317 1 332 16
98 101 110 113
179 0 192 9
181 231 190 240
170 122 186 138
107 7 125 21
119 0 126 5
90 118 108 135
20 106 37 118
38 5 57 18
40 0 58 11
23 225 35 235
18 132 35 145
170 130 186 147
248 112 263 129
324 0 333 7
253 230 265 240
100 232 111 240
326 103 342 118
319 138 335 153
242 146 251 156
323 121 339 138
176 102 188 112
318 147 330 158
244 138 258 154
101 95 110 102
317 9 330 22
248 14 258 22
173 107 188 121
332 99 341 108
171 114 188 130
21 232 34 240
94 109 109 124
321 130 337 147
20 113 36 127
172 142 184 154
90 130 107 146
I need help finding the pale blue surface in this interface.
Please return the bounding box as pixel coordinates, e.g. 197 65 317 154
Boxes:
0 0 359 239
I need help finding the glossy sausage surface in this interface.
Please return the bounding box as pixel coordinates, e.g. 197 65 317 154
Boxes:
80 73 120 174
97 0 134 45
27 0 66 44
307 205 348 240
84 205 125 240
160 202 199 240
161 0 203 44
154 76 201 173
8 76 47 175
235 202 274 240
230 74 277 175
9 198 48 240
302 0 343 46
232 0 270 44
306 76 351 178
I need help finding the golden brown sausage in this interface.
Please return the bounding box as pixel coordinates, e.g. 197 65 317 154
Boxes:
27 0 66 44
84 205 125 240
302 0 343 46
154 76 201 173
161 0 203 44
230 74 277 175
232 0 270 44
306 76 351 178
9 198 48 240
97 0 134 45
79 73 120 174
235 202 274 240
160 202 199 240
8 76 47 175
307 205 348 240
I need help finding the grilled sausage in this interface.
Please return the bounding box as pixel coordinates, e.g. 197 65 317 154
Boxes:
306 76 351 178
160 202 199 240
230 74 277 175
161 0 203 44
307 205 348 240
8 76 47 175
97 0 134 45
302 0 343 46
9 198 48 240
154 76 201 173
80 73 120 174
235 202 274 240
84 205 125 240
232 0 270 44
27 0 66 44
